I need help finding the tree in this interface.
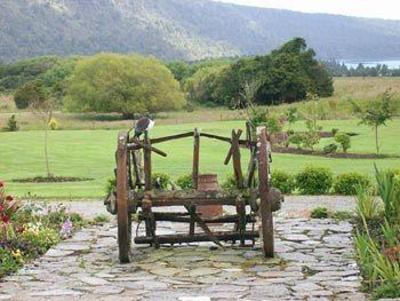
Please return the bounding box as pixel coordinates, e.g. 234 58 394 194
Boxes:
14 80 47 109
66 54 185 117
335 133 351 153
14 80 54 177
351 90 395 154
183 65 227 106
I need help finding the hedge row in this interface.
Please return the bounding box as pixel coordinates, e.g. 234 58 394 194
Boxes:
272 167 375 195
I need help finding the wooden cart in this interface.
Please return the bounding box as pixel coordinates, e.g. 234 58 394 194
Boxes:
105 122 280 263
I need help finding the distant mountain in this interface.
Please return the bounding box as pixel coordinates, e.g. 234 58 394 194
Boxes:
1 0 400 62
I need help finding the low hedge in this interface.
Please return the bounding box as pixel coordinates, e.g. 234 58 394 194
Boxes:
333 172 372 195
295 166 333 195
271 170 296 194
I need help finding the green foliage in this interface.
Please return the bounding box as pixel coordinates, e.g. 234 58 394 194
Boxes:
152 173 172 190
0 183 85 278
20 227 60 255
375 166 400 224
93 214 110 224
351 90 395 154
295 166 333 195
335 133 351 153
323 143 338 154
271 170 296 194
14 80 47 110
302 123 320 150
331 128 339 136
286 107 299 126
288 133 304 149
66 53 185 115
48 118 59 130
265 114 283 135
332 210 354 221
184 65 227 106
0 56 62 91
176 174 193 190
355 185 381 221
189 38 333 107
105 177 116 194
0 247 20 277
221 174 237 190
5 115 19 132
333 173 372 195
310 207 329 219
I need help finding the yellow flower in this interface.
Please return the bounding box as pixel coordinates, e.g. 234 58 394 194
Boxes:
12 249 24 263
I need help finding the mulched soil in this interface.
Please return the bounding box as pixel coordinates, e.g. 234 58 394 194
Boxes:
12 176 94 183
272 146 399 159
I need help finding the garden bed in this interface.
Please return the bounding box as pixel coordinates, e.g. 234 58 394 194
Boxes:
12 176 94 183
0 181 87 278
272 146 399 159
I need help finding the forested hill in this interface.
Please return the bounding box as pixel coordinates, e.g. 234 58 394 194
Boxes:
1 0 400 62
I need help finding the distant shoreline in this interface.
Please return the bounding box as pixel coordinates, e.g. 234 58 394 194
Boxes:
339 59 400 69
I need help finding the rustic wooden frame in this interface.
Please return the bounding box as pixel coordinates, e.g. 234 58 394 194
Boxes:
114 124 274 263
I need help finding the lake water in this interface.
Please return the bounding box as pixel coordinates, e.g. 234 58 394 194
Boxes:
341 59 400 69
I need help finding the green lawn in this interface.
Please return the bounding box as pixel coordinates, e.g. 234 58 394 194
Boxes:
1 119 399 199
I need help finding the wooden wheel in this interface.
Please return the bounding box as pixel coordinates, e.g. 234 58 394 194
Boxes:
116 132 131 263
257 127 274 258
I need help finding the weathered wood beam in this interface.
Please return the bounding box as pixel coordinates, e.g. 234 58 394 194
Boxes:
138 212 256 224
231 129 244 189
134 231 260 244
127 141 167 157
143 131 152 191
257 126 274 258
149 132 194 144
192 128 200 190
116 132 130 263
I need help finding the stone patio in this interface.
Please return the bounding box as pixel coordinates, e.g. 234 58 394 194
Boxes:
0 214 367 301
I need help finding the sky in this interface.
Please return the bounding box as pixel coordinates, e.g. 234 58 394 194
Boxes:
214 0 400 20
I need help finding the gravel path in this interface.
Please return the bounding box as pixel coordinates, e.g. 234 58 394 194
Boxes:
0 217 366 301
0 196 367 301
51 195 356 220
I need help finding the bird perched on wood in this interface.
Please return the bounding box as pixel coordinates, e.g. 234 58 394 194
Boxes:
134 117 155 138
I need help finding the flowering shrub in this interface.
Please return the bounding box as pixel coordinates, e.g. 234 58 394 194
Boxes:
0 181 19 224
0 181 85 278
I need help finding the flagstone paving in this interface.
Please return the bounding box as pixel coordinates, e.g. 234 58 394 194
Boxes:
0 215 368 301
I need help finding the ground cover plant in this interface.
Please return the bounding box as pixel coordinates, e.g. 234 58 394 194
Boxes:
354 168 400 299
0 181 85 277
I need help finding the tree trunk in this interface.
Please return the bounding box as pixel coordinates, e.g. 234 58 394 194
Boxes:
44 126 51 178
375 125 379 155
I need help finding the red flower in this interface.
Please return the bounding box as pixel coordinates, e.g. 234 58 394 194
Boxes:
5 195 13 201
0 205 3 213
2 215 10 223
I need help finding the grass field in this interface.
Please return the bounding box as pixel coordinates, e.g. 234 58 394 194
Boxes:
1 119 399 199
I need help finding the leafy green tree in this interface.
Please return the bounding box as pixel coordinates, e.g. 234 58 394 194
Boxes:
66 54 185 116
14 80 47 109
335 133 351 153
351 90 395 154
183 65 227 106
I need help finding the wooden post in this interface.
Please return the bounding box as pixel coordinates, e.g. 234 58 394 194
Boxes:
192 128 200 190
116 132 130 263
231 130 244 189
144 131 152 191
235 195 246 246
257 126 274 258
247 123 257 188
